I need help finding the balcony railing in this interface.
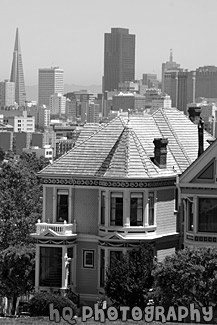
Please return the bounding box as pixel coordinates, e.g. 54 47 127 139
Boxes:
36 220 77 236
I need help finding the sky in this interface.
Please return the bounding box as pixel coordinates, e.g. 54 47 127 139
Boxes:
1 0 217 86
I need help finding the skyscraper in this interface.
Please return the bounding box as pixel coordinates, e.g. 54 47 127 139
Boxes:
38 67 64 106
10 28 26 106
103 28 135 92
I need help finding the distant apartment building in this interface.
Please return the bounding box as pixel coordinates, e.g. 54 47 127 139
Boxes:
81 102 99 123
66 99 77 122
13 132 31 155
0 80 15 108
50 93 66 116
118 81 139 93
142 74 159 89
23 145 53 163
38 67 64 106
3 110 35 133
0 132 13 151
112 93 146 111
103 28 135 92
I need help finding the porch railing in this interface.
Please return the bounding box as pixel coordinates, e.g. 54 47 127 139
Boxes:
36 220 77 235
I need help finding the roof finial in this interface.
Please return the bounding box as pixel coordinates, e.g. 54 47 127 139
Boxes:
170 49 173 62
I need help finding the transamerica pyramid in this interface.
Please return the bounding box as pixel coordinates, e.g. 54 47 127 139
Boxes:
10 28 26 106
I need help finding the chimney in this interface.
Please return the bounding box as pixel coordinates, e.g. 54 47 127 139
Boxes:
153 138 168 168
198 117 204 157
188 104 201 124
187 105 204 157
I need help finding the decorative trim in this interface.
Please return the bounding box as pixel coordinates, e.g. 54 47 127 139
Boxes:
35 238 77 245
42 178 175 188
186 234 217 243
98 240 154 247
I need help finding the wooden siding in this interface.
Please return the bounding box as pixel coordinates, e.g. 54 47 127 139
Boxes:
157 247 175 262
76 241 98 295
73 188 98 235
45 187 53 222
156 188 176 236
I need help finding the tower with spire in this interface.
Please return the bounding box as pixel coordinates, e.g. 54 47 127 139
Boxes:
10 28 26 106
161 49 181 92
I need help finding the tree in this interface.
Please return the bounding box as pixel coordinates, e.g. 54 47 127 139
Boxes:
152 247 217 309
0 147 4 163
0 245 35 315
0 153 49 249
104 244 154 309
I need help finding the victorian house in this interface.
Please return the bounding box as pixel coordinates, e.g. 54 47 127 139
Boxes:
31 108 212 303
179 107 217 248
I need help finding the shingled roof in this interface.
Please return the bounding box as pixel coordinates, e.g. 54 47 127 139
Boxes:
39 108 214 179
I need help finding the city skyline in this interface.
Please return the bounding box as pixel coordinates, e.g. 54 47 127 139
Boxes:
1 0 217 87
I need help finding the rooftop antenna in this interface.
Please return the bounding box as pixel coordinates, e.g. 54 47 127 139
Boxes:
170 49 173 62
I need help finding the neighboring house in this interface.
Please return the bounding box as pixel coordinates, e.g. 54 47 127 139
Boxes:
179 137 217 248
31 108 213 303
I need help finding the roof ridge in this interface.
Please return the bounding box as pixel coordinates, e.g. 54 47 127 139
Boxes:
153 108 191 169
94 126 128 177
161 109 192 165
129 127 158 176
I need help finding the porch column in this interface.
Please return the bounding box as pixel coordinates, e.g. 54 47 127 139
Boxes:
52 187 56 223
61 246 68 291
124 190 130 227
35 245 40 292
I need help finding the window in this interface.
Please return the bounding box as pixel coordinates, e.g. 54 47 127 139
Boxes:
101 191 105 225
187 198 194 232
130 193 143 226
39 247 62 287
56 189 68 222
83 250 94 268
100 249 105 287
198 198 217 232
110 192 123 226
148 192 155 226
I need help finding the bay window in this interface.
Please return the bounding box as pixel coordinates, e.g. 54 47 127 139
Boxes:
198 198 217 232
56 189 69 222
130 192 143 226
100 191 105 225
110 192 123 226
148 192 155 226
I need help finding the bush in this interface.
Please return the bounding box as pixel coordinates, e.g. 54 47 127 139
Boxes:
29 292 77 316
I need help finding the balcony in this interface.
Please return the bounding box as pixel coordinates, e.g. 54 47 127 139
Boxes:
35 220 77 236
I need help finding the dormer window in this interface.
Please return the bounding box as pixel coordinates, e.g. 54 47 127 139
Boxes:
56 189 69 222
110 192 123 226
130 192 143 226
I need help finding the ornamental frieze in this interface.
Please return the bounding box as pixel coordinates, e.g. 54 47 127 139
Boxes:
42 177 175 188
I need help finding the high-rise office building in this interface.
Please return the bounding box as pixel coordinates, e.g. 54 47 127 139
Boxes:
10 28 26 106
38 67 64 106
103 28 135 92
195 66 217 99
161 49 180 92
0 80 15 108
